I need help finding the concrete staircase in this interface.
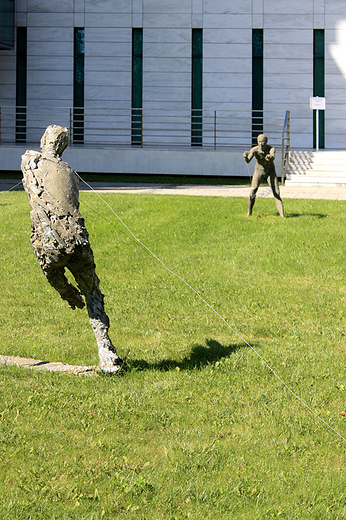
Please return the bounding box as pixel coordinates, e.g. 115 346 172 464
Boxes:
285 150 346 186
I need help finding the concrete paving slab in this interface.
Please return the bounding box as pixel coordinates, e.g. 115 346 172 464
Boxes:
0 355 97 375
1 177 346 200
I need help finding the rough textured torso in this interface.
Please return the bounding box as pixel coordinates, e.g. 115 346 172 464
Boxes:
21 150 89 257
251 144 276 178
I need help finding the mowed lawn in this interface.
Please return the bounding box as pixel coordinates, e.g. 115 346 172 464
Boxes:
1 189 346 519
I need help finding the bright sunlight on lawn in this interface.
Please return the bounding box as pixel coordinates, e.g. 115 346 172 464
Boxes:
1 190 346 519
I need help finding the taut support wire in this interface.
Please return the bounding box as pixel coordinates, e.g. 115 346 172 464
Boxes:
0 180 38 286
78 174 346 445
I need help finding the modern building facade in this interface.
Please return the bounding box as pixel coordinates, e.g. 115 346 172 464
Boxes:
0 0 345 175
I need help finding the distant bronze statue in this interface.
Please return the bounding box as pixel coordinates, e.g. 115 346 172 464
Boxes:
243 134 285 217
21 125 125 373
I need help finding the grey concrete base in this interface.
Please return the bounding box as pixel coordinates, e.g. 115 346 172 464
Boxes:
0 144 282 177
0 355 98 375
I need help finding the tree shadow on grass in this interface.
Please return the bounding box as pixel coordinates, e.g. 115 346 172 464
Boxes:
128 338 246 372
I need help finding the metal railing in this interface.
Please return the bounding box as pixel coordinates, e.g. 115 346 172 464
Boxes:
281 110 291 184
0 106 288 151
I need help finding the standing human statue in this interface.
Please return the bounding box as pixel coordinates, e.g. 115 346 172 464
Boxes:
21 124 125 373
243 134 285 218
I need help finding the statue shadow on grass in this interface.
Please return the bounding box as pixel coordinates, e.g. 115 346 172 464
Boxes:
127 338 246 372
285 212 327 219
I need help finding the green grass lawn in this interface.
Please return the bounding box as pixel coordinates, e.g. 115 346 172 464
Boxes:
1 190 346 519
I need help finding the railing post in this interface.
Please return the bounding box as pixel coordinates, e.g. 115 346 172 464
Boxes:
214 110 217 150
281 135 285 185
69 107 72 146
281 110 290 185
141 108 143 148
287 111 290 167
0 107 2 145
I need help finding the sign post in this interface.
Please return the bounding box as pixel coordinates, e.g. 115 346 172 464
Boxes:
310 96 325 151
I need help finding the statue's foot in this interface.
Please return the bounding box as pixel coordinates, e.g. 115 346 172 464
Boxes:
98 344 126 373
99 362 126 374
99 357 126 374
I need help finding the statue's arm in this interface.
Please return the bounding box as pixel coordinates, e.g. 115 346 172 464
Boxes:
21 151 42 193
243 148 255 163
265 146 275 162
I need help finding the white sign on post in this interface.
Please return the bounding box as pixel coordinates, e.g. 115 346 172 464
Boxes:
310 96 326 110
310 97 325 150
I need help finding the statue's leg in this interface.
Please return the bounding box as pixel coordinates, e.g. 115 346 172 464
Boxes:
268 173 285 218
68 245 125 372
40 255 85 309
248 173 259 216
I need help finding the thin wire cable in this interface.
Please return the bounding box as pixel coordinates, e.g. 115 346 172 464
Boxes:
0 180 23 193
80 197 142 248
245 158 253 184
3 174 343 441
0 179 39 286
78 175 346 444
0 259 38 287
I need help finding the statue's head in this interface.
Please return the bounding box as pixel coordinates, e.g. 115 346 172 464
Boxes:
257 134 268 145
40 125 69 157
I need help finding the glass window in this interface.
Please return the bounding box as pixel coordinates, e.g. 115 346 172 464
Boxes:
16 27 27 142
73 28 85 142
252 29 263 145
0 0 14 50
132 28 143 145
192 28 202 146
313 29 324 149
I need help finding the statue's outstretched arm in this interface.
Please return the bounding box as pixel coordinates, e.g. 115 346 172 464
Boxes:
265 147 275 162
243 148 254 163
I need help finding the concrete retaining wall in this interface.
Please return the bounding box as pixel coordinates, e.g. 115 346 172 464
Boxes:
0 145 283 177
